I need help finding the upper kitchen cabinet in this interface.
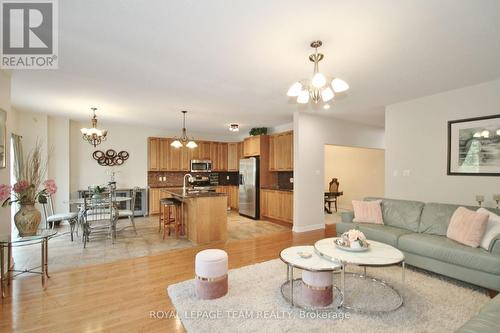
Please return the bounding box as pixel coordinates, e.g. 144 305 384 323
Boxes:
198 141 211 160
243 135 264 157
269 131 293 171
210 142 228 171
148 137 160 171
227 143 239 171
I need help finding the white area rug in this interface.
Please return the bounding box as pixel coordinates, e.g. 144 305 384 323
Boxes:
167 259 489 333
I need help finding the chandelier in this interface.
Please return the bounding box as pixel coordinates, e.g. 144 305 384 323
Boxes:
287 40 349 106
171 111 197 149
80 107 108 147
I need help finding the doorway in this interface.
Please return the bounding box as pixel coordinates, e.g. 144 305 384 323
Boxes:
324 145 385 224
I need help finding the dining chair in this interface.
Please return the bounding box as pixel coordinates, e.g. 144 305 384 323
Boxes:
81 192 116 248
117 187 138 234
42 194 79 241
324 178 341 213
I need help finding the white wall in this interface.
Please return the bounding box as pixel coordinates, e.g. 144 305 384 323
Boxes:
0 70 13 269
385 79 500 207
48 116 70 212
293 112 385 232
324 145 385 210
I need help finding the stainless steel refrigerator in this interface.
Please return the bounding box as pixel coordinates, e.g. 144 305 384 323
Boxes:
239 157 259 219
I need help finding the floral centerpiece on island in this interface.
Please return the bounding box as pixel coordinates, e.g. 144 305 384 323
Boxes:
341 229 369 248
0 143 57 236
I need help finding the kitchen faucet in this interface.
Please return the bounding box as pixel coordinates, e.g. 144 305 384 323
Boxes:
183 173 194 195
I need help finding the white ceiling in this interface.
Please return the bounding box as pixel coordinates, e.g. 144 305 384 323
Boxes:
10 0 500 134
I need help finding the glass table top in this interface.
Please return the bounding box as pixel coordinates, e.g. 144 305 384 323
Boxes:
0 229 58 244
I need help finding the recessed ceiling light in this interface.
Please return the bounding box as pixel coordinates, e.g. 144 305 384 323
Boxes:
323 104 330 110
229 123 239 132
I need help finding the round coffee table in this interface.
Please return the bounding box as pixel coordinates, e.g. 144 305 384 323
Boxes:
279 245 343 310
314 238 405 313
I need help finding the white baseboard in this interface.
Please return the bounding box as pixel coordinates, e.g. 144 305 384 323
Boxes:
292 223 325 233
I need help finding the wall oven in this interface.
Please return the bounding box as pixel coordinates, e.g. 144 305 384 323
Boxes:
190 160 212 173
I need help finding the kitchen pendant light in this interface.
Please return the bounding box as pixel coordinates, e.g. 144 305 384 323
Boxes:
80 107 108 147
287 40 349 106
171 111 197 149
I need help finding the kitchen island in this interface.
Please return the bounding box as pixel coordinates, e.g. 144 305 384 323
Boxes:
161 189 227 245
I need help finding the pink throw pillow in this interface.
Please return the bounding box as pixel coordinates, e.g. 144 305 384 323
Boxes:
446 207 489 248
352 200 384 224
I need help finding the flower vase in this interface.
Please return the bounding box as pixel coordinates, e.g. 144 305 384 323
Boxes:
14 203 41 237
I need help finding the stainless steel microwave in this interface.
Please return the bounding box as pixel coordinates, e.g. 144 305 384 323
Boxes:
190 160 212 173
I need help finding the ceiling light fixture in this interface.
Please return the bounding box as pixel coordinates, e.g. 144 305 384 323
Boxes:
229 123 240 132
287 40 349 106
80 107 108 147
171 111 197 149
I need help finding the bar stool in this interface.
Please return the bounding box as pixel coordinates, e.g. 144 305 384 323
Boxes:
160 198 183 239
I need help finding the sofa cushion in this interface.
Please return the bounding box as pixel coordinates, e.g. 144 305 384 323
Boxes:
446 207 489 248
478 208 500 251
352 200 384 224
398 233 500 275
336 222 413 247
365 197 425 232
418 203 479 236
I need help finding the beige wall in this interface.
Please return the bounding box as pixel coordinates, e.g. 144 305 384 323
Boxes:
386 79 500 207
293 112 385 232
324 145 385 210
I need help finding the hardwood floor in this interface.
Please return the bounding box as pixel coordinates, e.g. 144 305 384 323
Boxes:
0 225 336 333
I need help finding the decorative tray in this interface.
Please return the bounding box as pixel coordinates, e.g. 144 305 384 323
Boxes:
334 238 370 252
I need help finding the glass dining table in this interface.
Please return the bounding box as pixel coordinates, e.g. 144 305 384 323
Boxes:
0 229 57 298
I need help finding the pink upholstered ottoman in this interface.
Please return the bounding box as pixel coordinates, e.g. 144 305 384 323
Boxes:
302 270 333 307
195 249 228 299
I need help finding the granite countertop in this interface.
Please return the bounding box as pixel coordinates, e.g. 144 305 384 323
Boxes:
150 185 183 189
260 185 293 192
161 188 227 198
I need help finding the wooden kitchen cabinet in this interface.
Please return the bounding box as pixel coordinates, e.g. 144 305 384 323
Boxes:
243 135 261 157
260 189 293 224
148 138 161 171
198 141 211 160
269 131 293 171
218 143 228 171
216 185 239 210
227 143 239 171
148 188 172 215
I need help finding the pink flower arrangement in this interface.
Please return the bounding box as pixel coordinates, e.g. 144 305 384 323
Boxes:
1 179 58 207
44 179 57 195
347 229 366 243
13 180 30 193
0 184 12 201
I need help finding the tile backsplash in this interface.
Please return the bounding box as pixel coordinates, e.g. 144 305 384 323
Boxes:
148 171 238 188
277 171 294 190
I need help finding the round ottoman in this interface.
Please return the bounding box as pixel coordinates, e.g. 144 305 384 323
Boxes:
195 249 228 299
302 270 333 306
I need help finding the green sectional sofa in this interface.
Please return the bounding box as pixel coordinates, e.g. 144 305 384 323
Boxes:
338 198 500 332
338 197 500 292
456 293 500 333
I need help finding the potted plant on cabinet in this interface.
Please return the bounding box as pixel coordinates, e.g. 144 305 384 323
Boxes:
0 144 57 236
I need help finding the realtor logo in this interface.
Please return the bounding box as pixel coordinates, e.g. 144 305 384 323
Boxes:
1 0 58 69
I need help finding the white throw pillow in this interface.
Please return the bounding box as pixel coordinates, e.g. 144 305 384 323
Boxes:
477 208 500 251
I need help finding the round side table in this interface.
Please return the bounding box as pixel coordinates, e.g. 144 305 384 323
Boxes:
279 245 343 310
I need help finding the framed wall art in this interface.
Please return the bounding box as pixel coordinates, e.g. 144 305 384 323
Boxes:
447 114 500 176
